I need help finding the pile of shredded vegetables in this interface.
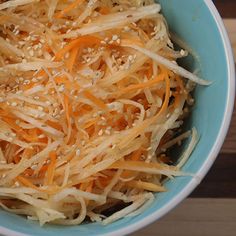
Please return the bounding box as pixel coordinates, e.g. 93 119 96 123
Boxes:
0 0 208 226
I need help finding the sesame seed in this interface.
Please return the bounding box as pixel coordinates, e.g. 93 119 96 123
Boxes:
32 78 38 83
76 149 81 156
38 134 45 138
31 164 37 170
14 181 20 187
123 26 130 32
58 84 65 92
105 129 111 135
34 96 40 100
29 50 34 57
33 45 39 50
37 106 43 111
112 35 118 41
65 52 70 59
24 80 30 85
11 102 17 107
46 101 51 106
98 129 103 136
81 140 85 146
180 49 186 56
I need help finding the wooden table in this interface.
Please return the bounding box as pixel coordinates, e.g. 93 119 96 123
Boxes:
133 1 236 235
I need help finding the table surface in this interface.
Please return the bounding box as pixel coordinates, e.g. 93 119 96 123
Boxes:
133 1 236 235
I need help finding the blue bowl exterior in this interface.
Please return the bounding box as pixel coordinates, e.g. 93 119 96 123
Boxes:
0 0 232 235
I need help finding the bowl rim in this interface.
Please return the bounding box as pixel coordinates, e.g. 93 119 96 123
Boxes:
109 1 235 235
0 0 235 236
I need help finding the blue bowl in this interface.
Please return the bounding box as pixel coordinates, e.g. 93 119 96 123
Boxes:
0 0 235 235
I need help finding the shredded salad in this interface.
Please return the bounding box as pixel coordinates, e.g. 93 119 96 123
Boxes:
0 0 207 226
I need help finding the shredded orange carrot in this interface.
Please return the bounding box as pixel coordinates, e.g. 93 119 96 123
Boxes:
126 180 166 192
83 117 100 129
16 176 58 194
55 36 101 61
14 155 21 164
99 7 110 15
45 151 57 185
66 47 79 72
117 73 165 96
55 0 85 19
64 94 72 131
21 148 34 160
83 90 107 110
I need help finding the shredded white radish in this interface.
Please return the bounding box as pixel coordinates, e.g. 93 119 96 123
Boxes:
177 128 199 168
122 44 211 85
0 0 38 10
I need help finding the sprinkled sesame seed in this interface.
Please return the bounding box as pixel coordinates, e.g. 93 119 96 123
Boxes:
105 129 111 135
29 50 34 57
11 102 17 106
38 106 43 111
58 84 65 92
65 52 70 59
180 49 186 56
98 129 103 136
112 35 118 41
76 149 81 156
31 164 37 170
